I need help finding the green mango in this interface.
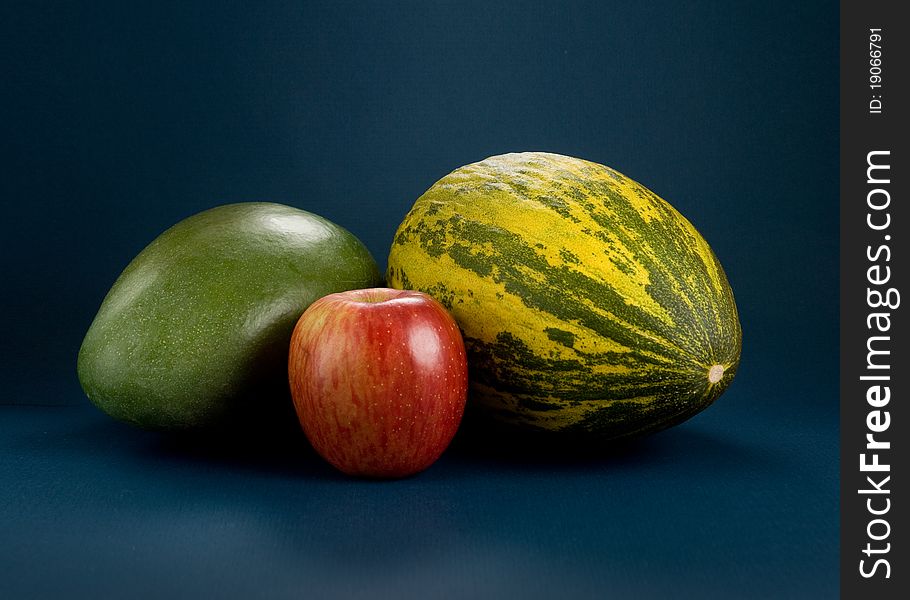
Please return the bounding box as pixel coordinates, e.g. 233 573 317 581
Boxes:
77 202 381 432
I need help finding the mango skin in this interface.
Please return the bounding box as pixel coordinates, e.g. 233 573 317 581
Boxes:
77 202 381 431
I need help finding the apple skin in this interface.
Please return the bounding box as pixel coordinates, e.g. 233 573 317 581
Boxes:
288 288 468 478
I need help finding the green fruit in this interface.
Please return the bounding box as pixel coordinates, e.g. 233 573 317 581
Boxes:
78 202 381 431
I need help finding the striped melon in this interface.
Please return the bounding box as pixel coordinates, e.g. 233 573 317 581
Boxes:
386 152 741 439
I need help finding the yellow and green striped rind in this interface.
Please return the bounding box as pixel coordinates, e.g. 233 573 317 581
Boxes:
387 152 742 439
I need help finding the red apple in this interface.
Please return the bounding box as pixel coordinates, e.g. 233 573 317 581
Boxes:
288 288 468 478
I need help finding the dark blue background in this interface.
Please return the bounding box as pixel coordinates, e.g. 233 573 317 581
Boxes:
2 1 838 598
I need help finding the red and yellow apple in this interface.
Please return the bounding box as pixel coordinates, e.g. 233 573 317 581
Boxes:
288 288 468 478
